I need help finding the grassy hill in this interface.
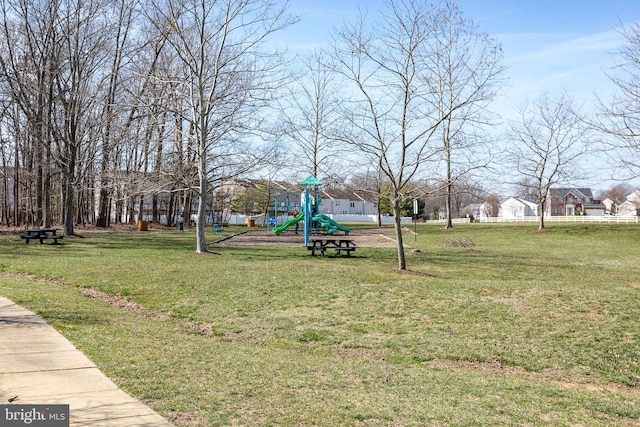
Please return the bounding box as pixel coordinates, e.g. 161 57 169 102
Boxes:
1 223 638 426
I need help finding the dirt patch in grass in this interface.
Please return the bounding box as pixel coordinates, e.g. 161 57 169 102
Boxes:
532 228 553 233
391 268 432 277
441 237 475 248
0 273 226 340
80 288 169 320
80 287 226 339
164 409 206 427
191 250 222 256
426 359 640 397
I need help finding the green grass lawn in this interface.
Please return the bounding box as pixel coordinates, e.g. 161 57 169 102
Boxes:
1 223 639 426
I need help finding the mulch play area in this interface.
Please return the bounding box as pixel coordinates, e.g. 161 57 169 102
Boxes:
209 227 403 248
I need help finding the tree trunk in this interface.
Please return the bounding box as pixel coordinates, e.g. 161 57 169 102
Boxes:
167 190 176 227
12 117 20 226
35 138 44 226
196 104 208 253
63 175 74 235
43 143 52 228
445 182 453 229
392 199 406 270
96 185 110 227
539 200 546 230
196 178 208 253
444 140 454 229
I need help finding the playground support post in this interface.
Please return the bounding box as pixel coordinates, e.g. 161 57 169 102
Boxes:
303 188 311 247
274 192 280 228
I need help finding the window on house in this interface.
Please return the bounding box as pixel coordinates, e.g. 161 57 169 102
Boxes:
350 202 355 208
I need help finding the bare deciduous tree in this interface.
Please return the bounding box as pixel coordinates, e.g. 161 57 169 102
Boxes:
53 0 116 236
482 193 500 218
280 50 343 180
596 20 640 179
347 165 387 227
0 0 59 227
505 92 591 230
596 182 634 213
424 2 505 229
149 0 295 253
95 0 139 228
332 0 503 269
332 0 441 269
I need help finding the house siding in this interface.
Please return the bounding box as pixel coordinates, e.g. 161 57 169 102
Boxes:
499 198 539 219
547 188 601 216
618 191 640 217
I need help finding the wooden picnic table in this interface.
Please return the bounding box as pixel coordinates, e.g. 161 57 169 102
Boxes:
20 228 63 244
307 237 356 256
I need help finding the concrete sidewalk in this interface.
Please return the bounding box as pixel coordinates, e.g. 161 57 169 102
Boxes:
0 297 174 426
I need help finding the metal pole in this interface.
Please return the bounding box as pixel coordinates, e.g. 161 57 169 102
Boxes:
413 199 418 241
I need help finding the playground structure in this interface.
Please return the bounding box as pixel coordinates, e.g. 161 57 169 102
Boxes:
272 211 350 236
272 175 350 242
272 211 305 236
311 214 350 235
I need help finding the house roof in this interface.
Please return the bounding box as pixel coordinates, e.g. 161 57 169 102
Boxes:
223 178 300 193
621 199 640 208
320 189 378 204
352 191 378 203
618 199 640 216
583 200 603 209
549 187 594 199
627 190 640 203
503 197 538 209
321 189 357 200
462 203 483 211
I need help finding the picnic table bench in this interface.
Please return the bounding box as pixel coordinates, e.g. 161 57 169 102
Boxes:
19 228 63 244
307 237 356 256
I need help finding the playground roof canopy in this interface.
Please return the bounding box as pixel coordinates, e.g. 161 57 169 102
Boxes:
300 175 322 187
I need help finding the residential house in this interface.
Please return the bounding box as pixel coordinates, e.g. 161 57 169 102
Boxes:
546 188 603 216
499 197 539 219
319 189 378 215
461 202 497 221
618 190 640 216
215 178 302 217
601 198 617 215
460 203 484 221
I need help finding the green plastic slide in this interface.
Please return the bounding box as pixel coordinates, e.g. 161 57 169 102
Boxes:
312 214 350 235
273 211 305 236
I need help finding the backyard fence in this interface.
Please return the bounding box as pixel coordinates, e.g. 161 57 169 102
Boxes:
477 216 639 224
222 214 638 226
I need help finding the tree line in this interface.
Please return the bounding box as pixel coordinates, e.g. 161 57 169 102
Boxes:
0 0 638 268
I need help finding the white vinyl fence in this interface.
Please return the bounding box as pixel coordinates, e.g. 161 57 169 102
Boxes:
425 218 472 225
478 216 639 224
223 213 413 225
223 214 638 226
